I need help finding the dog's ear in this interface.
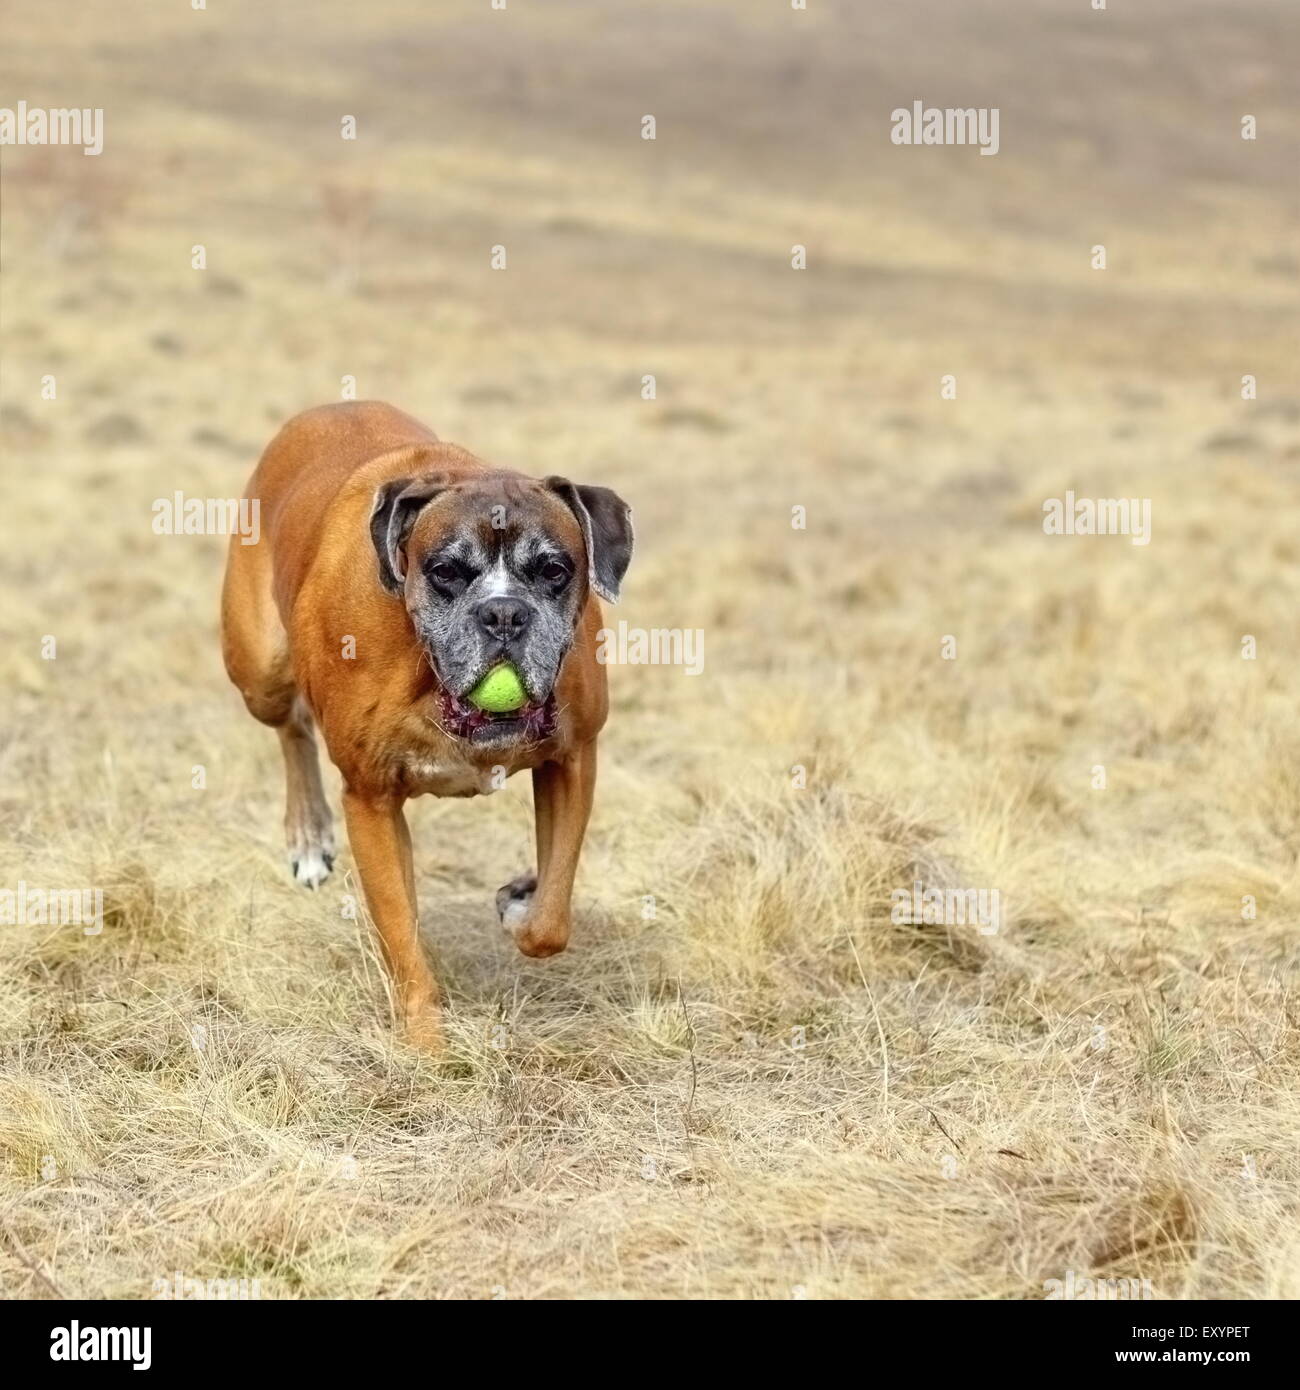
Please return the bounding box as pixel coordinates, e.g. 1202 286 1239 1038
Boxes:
544 477 634 604
369 475 449 596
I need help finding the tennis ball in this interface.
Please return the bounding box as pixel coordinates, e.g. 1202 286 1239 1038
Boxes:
468 663 527 713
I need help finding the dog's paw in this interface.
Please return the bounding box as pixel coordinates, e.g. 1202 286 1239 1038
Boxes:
290 843 335 890
495 872 537 936
400 1006 445 1054
288 816 336 890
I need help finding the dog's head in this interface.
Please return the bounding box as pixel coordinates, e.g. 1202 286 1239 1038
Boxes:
370 469 633 746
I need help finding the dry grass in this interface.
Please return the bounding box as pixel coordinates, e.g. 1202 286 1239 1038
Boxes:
1 0 1299 1299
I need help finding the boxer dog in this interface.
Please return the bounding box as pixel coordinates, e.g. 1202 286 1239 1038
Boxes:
220 402 633 1050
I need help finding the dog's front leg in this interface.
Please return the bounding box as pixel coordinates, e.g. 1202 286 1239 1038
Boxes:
342 789 442 1051
503 740 597 959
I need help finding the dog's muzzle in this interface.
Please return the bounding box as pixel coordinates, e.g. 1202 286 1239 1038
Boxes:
438 686 558 745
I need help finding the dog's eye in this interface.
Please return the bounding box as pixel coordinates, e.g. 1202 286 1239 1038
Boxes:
428 561 461 585
539 559 570 584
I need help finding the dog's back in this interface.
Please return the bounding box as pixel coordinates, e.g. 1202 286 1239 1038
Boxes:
247 402 441 618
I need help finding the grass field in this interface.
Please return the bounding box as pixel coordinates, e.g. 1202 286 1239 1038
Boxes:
1 0 1299 1299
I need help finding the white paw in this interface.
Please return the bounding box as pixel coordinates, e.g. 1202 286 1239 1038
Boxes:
291 844 334 890
495 873 536 938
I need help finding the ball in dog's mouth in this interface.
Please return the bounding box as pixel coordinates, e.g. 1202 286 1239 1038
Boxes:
468 663 528 714
439 685 558 744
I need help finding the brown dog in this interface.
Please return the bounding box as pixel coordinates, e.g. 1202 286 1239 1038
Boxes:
220 401 634 1050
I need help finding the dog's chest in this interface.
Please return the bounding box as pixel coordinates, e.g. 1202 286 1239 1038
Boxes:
389 711 530 798
400 747 493 797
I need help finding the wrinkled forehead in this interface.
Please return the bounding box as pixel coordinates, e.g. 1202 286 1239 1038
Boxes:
407 477 584 564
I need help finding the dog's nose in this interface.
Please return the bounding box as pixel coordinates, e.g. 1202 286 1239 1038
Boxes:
476 597 533 641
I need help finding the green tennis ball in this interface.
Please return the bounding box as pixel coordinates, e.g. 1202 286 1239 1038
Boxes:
468 663 527 713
